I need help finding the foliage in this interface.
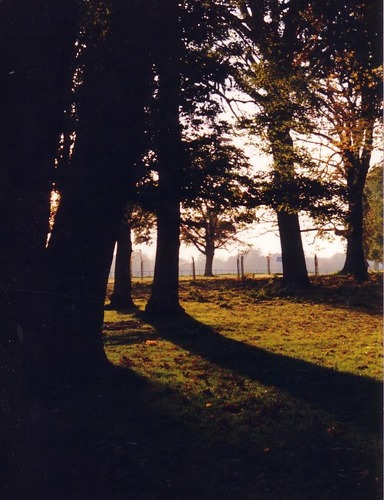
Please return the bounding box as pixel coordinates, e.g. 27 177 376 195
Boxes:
302 0 382 280
364 164 383 263
181 133 257 263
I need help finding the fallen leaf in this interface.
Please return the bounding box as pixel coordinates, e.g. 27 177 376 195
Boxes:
145 340 158 346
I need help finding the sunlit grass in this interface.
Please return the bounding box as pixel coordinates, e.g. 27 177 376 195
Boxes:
103 274 383 499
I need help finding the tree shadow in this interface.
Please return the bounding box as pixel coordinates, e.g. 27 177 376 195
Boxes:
5 348 382 500
140 312 383 434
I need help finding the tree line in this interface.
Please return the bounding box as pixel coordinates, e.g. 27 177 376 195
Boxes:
0 0 382 412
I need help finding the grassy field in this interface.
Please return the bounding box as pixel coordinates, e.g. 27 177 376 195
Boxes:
96 274 383 500
9 275 380 498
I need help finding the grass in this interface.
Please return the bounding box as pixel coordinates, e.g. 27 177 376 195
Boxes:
99 274 383 500
6 274 381 499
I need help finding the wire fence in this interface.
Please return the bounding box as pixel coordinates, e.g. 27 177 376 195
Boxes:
110 256 383 280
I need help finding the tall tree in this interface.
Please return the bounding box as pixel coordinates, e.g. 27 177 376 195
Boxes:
145 0 186 316
305 0 383 281
0 0 81 396
0 1 81 492
44 0 154 377
144 0 230 314
218 0 312 287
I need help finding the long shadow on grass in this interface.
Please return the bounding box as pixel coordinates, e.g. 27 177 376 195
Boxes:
140 312 383 434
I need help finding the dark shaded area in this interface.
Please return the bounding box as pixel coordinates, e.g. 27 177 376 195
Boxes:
140 312 383 435
0 359 381 500
0 275 381 499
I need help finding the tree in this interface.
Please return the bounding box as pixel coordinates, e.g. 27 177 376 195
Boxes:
363 164 383 265
0 0 155 411
181 135 255 276
0 0 81 398
143 0 238 313
0 1 81 492
109 205 156 310
304 0 383 281
216 0 312 287
42 0 155 378
144 0 186 316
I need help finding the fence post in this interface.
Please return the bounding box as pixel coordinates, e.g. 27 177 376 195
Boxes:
240 254 245 280
267 254 271 275
314 254 319 276
236 255 240 279
192 256 196 281
140 251 144 281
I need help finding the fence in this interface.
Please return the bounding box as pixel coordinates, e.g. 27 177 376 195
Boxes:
110 254 382 280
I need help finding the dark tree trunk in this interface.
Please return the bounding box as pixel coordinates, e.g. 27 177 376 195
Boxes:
145 1 184 316
269 117 310 289
109 222 135 310
42 0 153 382
146 200 184 316
340 185 369 281
0 1 153 495
0 2 81 493
0 0 80 327
0 0 80 380
204 245 215 277
277 211 310 288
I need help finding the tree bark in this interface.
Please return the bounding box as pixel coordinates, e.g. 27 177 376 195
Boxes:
42 0 153 382
145 0 184 316
340 185 369 281
0 0 80 331
269 117 310 289
109 222 135 310
277 211 310 287
204 245 215 277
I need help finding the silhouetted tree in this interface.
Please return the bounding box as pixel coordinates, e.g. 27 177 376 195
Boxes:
109 205 156 310
217 0 312 287
306 0 383 281
181 135 255 276
144 0 186 316
45 0 154 375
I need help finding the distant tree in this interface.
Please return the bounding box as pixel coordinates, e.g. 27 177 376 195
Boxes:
181 135 255 276
363 165 383 265
182 208 253 277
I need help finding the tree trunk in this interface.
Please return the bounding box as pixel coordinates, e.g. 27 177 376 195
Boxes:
146 200 184 316
41 0 153 382
269 116 310 288
0 2 81 493
204 246 215 277
109 222 135 310
0 1 153 495
340 188 368 281
0 0 80 335
145 0 184 316
277 211 310 287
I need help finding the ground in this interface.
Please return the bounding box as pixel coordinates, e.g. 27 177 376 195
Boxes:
3 274 383 499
